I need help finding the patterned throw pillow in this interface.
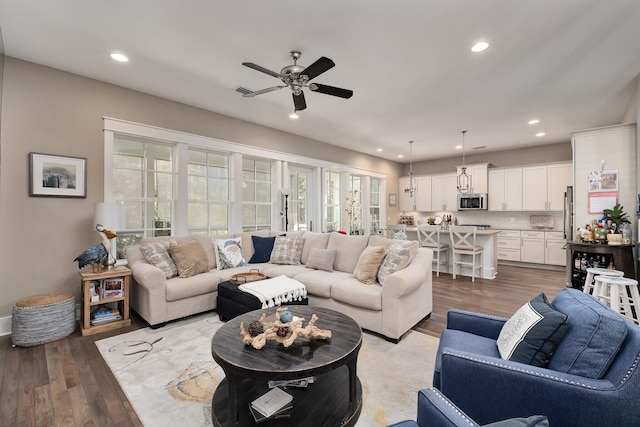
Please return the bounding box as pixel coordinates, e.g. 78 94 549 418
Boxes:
169 241 210 278
214 238 247 270
139 239 178 279
354 246 386 284
497 293 569 368
270 236 305 265
377 243 411 285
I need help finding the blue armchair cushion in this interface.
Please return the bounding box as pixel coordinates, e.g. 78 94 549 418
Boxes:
496 293 569 367
548 288 628 379
483 415 548 427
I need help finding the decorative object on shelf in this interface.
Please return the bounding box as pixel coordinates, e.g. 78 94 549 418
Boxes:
603 203 630 234
427 217 436 225
403 140 416 198
94 202 126 270
457 130 472 194
29 152 87 198
73 239 108 271
240 307 332 349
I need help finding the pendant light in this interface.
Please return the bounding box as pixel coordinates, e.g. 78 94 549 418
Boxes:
404 140 416 198
457 130 472 194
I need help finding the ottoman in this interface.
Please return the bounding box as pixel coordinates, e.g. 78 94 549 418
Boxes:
217 280 308 321
12 292 76 347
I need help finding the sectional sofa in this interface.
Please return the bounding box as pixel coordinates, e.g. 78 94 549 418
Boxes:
125 230 433 341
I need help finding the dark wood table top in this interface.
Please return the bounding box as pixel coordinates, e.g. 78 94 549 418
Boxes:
211 305 363 380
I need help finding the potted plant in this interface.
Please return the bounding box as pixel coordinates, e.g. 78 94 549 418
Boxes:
603 203 630 245
427 217 436 225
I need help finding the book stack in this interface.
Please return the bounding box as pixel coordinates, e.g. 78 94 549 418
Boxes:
90 306 122 326
249 387 293 423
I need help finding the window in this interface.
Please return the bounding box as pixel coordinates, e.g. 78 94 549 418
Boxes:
324 171 341 232
242 158 272 232
346 175 362 234
187 148 229 235
370 177 382 234
112 135 174 253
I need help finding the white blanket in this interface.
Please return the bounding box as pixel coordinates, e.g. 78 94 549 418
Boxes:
238 275 308 308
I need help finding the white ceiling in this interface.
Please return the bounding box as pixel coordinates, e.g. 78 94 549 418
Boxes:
1 1 639 163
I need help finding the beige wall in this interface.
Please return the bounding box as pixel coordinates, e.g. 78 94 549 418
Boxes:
0 57 402 317
404 142 572 176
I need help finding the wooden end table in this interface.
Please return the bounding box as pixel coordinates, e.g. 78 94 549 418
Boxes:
79 267 131 336
211 305 363 426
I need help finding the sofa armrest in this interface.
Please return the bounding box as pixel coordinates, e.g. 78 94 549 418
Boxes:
416 388 479 427
126 246 169 325
382 261 425 298
446 309 508 340
439 350 633 426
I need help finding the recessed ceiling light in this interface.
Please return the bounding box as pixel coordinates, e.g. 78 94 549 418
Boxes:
397 154 404 158
536 132 546 137
110 53 129 62
471 41 489 53
455 145 462 150
376 148 383 152
528 119 540 125
289 112 299 119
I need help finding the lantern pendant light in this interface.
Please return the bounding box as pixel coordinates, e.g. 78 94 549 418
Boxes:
457 130 472 194
404 140 416 198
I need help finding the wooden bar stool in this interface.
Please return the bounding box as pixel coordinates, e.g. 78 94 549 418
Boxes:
593 276 640 324
583 267 624 295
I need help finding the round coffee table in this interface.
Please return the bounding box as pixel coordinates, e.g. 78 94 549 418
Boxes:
211 305 363 426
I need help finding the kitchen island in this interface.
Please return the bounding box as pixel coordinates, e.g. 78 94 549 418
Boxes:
405 226 500 279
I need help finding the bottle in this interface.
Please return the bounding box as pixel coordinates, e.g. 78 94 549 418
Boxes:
574 253 581 269
600 255 606 268
580 253 588 271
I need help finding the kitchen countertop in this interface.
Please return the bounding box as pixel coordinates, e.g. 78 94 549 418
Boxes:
405 226 501 235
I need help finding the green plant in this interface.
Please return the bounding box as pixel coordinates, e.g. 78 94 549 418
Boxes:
603 203 631 233
427 217 436 225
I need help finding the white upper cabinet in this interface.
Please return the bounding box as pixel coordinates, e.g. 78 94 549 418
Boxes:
488 168 523 211
432 173 458 211
456 163 489 194
415 176 432 212
522 162 572 211
398 177 414 212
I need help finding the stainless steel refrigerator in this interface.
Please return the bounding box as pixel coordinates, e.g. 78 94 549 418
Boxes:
564 186 574 287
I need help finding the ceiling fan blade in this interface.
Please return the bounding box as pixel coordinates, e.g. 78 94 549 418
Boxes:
293 92 307 111
301 56 335 81
242 62 281 79
242 85 287 97
309 83 353 99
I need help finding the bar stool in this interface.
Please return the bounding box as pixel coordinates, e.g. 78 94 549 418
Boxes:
583 267 624 295
593 276 640 324
416 225 449 277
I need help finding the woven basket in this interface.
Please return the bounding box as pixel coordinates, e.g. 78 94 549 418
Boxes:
12 293 76 347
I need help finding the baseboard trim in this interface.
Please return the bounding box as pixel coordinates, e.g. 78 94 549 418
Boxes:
0 315 12 337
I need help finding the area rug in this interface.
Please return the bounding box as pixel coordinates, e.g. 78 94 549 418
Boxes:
96 313 438 426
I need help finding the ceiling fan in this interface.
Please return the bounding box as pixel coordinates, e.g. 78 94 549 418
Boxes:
239 50 353 111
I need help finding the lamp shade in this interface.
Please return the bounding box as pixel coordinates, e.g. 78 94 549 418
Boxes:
94 202 126 231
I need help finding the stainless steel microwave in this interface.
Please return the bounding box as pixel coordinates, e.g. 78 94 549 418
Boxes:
457 193 488 210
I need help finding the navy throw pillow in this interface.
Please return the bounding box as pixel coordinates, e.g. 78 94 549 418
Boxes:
249 235 277 263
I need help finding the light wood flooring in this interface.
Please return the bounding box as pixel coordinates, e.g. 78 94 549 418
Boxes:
0 264 566 427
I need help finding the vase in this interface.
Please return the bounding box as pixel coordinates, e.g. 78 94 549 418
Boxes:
607 233 622 246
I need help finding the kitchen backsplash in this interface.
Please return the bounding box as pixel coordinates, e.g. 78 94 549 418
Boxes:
411 210 564 231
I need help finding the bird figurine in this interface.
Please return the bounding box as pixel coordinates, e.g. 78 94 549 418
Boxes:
73 224 117 271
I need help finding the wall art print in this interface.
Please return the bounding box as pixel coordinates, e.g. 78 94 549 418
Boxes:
29 152 87 198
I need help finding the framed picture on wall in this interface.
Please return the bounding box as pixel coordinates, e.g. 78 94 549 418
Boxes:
388 193 397 206
588 170 618 192
29 152 87 198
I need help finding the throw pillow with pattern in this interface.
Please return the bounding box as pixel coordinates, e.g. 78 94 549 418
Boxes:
270 235 305 265
139 239 178 279
377 243 411 285
214 238 247 270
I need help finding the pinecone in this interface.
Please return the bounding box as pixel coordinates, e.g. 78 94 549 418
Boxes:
248 320 264 337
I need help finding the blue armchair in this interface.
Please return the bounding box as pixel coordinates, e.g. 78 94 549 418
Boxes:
433 288 640 427
387 388 548 427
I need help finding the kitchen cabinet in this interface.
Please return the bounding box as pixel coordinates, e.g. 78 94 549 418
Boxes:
415 176 432 211
520 231 545 263
522 162 572 211
488 168 523 211
398 177 414 212
456 163 489 194
496 230 521 261
545 231 566 266
431 173 458 211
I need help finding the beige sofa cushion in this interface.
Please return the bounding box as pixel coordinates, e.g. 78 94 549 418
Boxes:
293 269 352 298
169 241 210 278
353 246 386 284
331 278 382 310
327 233 370 273
300 232 331 264
305 248 337 272
194 236 216 270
